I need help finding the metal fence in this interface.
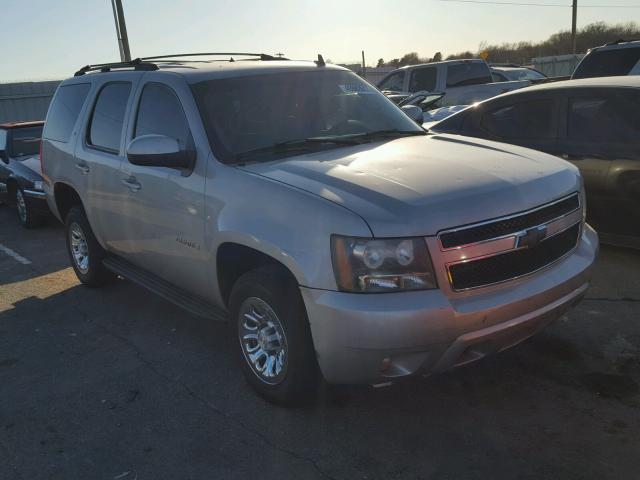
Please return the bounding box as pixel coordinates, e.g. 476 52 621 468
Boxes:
0 81 60 123
531 54 584 77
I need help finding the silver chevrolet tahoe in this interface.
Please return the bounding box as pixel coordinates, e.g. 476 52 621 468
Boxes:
42 53 599 405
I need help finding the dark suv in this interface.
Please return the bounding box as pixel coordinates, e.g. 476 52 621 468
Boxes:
430 76 640 248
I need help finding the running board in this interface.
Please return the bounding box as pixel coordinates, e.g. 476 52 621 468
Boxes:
103 255 228 322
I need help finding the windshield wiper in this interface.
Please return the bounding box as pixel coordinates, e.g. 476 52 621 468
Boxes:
346 129 427 141
233 137 360 163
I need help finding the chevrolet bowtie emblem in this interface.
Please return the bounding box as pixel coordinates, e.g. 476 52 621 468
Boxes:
516 225 548 249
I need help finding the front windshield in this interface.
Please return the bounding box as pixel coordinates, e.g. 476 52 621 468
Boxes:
192 69 423 163
9 126 43 157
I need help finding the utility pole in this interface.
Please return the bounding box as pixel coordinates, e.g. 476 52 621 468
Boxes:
361 50 366 79
111 0 131 61
571 0 577 54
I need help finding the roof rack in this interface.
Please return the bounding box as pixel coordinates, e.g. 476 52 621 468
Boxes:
74 52 288 77
604 38 640 46
74 58 158 76
140 52 286 61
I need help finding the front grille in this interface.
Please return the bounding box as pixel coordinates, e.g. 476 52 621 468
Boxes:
448 223 581 291
440 194 580 249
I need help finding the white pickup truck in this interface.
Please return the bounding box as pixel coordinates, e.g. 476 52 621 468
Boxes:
378 59 531 107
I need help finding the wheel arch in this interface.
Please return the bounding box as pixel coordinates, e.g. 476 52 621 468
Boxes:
53 182 85 221
216 241 301 308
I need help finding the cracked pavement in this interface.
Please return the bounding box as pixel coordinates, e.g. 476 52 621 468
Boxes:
1 206 640 479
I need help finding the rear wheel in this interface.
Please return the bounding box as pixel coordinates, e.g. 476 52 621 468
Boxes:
65 206 116 287
229 265 320 406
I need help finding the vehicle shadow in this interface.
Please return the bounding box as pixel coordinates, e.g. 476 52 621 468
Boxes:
0 205 68 286
2 271 639 479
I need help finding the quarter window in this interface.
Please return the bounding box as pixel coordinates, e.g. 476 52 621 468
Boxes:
134 83 192 149
568 93 640 143
409 67 437 92
481 99 556 140
44 83 91 142
88 82 132 152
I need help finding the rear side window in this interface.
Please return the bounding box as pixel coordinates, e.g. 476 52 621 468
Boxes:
9 126 43 157
409 67 437 92
134 83 192 148
378 71 405 91
44 83 90 142
446 63 492 87
481 99 556 140
568 93 640 143
88 82 132 152
573 48 640 79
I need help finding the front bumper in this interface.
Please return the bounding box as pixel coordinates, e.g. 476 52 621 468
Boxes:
301 224 598 385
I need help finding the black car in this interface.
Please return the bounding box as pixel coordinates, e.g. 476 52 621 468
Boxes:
429 77 640 248
0 121 49 228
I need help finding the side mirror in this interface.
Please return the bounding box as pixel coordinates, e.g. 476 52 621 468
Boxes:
126 134 193 170
0 149 7 164
401 105 424 124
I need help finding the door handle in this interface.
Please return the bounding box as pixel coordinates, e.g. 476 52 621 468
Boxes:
75 162 90 175
121 177 142 192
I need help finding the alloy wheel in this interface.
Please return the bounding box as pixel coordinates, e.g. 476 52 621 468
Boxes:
238 297 288 385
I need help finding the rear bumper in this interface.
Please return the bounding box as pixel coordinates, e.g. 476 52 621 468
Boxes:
302 224 598 385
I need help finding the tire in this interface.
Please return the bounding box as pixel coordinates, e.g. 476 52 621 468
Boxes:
15 187 41 229
64 206 116 287
229 265 320 406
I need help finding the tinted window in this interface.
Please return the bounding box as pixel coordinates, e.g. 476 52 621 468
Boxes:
44 83 90 142
88 82 131 152
134 83 191 148
573 47 640 79
378 71 405 91
192 70 423 163
481 99 556 139
0 129 6 150
568 93 640 143
446 63 492 87
409 67 437 92
9 126 43 157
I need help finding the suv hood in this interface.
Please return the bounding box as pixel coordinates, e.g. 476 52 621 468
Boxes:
239 134 580 237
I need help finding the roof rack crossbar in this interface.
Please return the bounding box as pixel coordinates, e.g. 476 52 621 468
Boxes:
74 58 158 76
140 52 285 61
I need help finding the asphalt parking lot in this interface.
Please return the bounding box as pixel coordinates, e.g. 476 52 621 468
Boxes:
1 206 640 480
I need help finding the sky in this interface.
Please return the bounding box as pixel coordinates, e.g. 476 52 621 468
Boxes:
2 0 640 82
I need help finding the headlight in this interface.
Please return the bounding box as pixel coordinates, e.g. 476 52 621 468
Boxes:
33 181 44 191
331 236 437 292
579 175 587 222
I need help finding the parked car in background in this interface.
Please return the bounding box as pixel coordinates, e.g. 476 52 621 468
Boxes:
490 64 548 83
377 59 531 106
43 54 597 405
429 76 640 248
572 39 640 79
0 121 49 228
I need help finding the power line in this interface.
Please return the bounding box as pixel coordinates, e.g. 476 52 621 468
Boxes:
436 0 640 7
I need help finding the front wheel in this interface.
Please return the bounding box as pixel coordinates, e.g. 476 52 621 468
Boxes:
229 265 320 406
15 188 40 229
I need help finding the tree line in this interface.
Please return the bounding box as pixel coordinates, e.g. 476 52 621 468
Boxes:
376 21 640 68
